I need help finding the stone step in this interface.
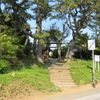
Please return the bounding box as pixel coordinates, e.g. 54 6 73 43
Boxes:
50 74 71 76
50 72 70 75
48 62 77 88
51 77 72 78
50 75 72 77
50 73 71 74
49 67 69 69
52 80 74 82
50 76 72 77
54 83 76 87
51 76 72 77
50 70 70 72
54 84 76 86
50 77 73 79
51 80 74 81
50 72 71 74
52 81 74 83
56 85 76 88
51 81 74 83
51 78 73 80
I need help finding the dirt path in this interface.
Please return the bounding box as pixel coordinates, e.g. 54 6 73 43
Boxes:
12 83 100 100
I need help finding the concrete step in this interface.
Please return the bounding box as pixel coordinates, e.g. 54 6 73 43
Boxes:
54 83 76 88
51 81 74 83
49 67 69 69
49 64 77 88
50 78 73 79
54 82 75 84
51 77 73 78
55 85 76 87
51 76 72 77
51 80 74 82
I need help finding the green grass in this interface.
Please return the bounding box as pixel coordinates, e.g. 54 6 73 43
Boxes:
1 57 100 98
66 58 100 85
0 58 60 98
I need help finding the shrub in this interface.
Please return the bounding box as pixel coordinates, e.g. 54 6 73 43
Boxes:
0 59 6 73
52 46 68 58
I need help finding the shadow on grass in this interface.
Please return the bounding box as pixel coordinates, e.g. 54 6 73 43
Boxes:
2 56 47 74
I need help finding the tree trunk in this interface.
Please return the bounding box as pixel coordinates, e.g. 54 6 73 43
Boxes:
65 40 75 61
24 35 28 46
33 38 37 56
36 4 43 63
37 43 43 62
57 43 62 60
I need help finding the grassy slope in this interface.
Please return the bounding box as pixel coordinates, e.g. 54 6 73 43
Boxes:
66 58 100 85
0 58 60 98
1 58 100 98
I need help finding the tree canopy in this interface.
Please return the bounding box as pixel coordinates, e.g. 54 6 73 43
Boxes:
0 0 100 68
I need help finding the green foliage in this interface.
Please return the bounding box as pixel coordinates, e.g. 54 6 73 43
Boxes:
0 34 18 54
52 46 68 58
0 32 20 73
74 50 92 60
32 31 50 39
74 33 91 59
52 49 58 58
0 0 33 74
61 46 68 57
48 29 62 42
76 34 88 50
0 59 6 72
32 0 51 20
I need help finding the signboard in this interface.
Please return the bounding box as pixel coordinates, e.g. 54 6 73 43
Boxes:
95 55 100 62
88 40 95 50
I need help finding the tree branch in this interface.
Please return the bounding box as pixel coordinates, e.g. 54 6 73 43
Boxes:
22 27 33 38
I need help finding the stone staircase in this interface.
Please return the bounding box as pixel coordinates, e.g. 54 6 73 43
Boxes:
48 58 77 88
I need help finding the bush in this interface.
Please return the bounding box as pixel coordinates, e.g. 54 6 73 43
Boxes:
52 46 68 58
0 59 6 73
52 49 58 58
73 50 92 60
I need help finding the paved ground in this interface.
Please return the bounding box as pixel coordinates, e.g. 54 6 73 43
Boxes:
41 87 100 100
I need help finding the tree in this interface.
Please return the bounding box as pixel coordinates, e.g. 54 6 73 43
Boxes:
1 0 32 57
45 23 70 60
88 10 100 51
31 0 52 62
2 0 53 62
52 0 100 61
75 33 89 59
